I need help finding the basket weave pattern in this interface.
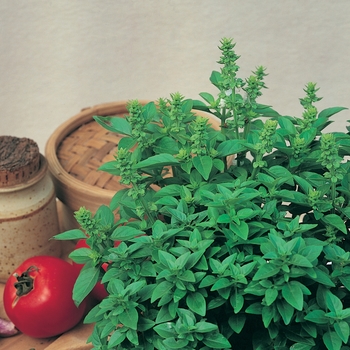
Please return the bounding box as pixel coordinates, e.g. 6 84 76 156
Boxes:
57 121 123 191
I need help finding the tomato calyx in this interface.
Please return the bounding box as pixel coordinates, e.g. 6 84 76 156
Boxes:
13 266 39 296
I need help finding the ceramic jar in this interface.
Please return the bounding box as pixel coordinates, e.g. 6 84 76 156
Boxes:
0 147 61 283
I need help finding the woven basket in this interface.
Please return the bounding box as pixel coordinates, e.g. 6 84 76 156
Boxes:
45 101 221 231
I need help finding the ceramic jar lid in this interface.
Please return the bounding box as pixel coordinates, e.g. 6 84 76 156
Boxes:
0 136 40 187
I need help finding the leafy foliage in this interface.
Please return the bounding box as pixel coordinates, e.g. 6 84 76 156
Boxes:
54 38 350 349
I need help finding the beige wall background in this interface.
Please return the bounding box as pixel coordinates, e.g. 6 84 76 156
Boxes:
1 0 350 152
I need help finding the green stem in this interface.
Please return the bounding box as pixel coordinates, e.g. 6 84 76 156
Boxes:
231 89 239 139
250 166 259 180
331 180 336 214
141 197 155 225
131 182 156 225
220 106 227 128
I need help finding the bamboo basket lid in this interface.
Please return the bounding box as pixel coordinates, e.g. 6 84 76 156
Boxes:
45 101 146 213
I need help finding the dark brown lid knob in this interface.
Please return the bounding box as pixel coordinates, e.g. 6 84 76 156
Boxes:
0 136 40 187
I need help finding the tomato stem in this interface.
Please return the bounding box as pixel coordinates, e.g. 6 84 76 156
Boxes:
13 266 39 296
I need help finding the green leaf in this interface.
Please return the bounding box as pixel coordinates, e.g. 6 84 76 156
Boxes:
254 104 281 117
143 101 158 120
94 204 115 227
101 321 117 338
318 106 348 119
182 98 193 113
192 156 213 180
228 314 246 333
245 302 262 314
339 276 350 291
262 305 274 328
111 226 145 240
195 321 218 333
154 136 179 155
217 139 246 156
299 128 317 146
302 322 317 338
311 267 335 287
289 254 314 268
192 99 211 112
278 116 297 135
294 175 313 194
199 275 217 288
265 288 278 306
338 308 350 319
68 247 91 264
173 287 187 303
217 213 231 224
110 188 129 211
230 291 244 313
289 344 313 350
282 281 304 311
126 328 138 346
300 245 323 262
213 158 225 172
267 165 293 180
151 281 173 303
185 250 207 269
73 262 100 306
137 317 156 332
94 115 132 135
276 300 294 325
140 260 157 277
186 292 206 316
334 321 349 343
323 331 342 350
155 196 179 206
98 161 120 175
158 250 176 268
133 154 179 169
125 280 146 296
322 214 347 234
118 136 137 150
211 277 232 291
199 92 215 104
253 263 280 280
118 307 138 330
207 297 227 310
237 208 256 220
52 229 87 240
202 332 231 349
107 330 126 348
209 70 222 87
304 310 329 324
178 270 195 283
167 207 187 223
162 337 189 349
230 221 249 240
154 322 176 338
326 292 343 313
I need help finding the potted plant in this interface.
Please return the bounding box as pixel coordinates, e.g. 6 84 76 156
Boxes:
54 38 350 350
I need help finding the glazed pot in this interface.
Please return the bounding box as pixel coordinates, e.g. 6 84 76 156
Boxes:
0 155 61 282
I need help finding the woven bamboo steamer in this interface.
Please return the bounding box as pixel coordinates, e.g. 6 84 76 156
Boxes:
45 101 222 230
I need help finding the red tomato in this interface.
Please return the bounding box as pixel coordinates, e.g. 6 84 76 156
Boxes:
3 256 87 338
72 239 121 301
